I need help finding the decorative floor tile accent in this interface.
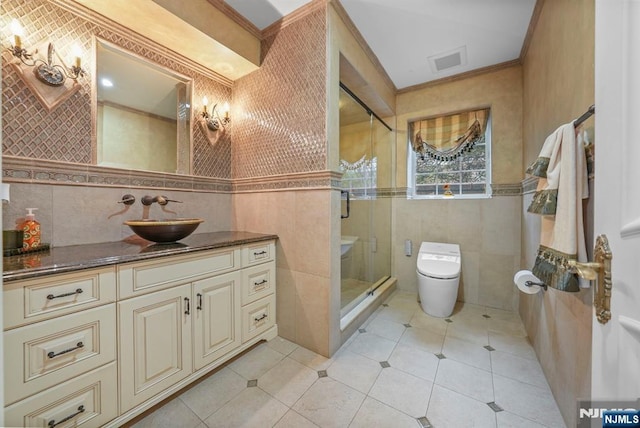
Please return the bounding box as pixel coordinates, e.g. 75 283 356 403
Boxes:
317 370 328 378
435 353 447 360
487 401 504 412
417 416 434 427
247 379 258 387
484 345 496 351
380 361 391 368
403 323 412 328
359 328 367 333
483 314 491 319
445 318 453 323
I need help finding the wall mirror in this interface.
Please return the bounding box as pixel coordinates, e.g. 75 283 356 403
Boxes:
94 38 193 174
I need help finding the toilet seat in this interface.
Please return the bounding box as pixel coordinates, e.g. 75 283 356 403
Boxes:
417 244 461 279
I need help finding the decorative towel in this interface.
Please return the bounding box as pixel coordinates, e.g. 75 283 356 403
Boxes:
526 123 589 292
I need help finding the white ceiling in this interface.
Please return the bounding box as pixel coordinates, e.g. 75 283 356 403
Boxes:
224 0 536 89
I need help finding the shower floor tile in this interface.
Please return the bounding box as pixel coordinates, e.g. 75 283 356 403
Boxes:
128 291 567 428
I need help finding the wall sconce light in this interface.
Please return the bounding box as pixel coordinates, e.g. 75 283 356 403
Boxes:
201 97 231 131
5 19 85 87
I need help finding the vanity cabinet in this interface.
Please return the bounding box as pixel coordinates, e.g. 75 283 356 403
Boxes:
3 237 277 428
116 240 276 423
3 268 118 428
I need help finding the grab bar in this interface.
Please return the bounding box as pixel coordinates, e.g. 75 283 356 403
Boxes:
341 190 350 219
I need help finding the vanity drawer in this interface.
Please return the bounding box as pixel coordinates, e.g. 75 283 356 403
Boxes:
242 241 275 267
242 294 276 343
4 304 116 405
118 247 241 299
4 362 118 428
3 267 116 330
241 261 276 305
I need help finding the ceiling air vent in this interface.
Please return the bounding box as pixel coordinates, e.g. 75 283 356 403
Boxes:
429 46 467 73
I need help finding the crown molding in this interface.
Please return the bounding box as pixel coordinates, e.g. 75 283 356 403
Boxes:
520 0 546 62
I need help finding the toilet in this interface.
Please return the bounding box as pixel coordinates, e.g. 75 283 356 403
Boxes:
416 242 461 318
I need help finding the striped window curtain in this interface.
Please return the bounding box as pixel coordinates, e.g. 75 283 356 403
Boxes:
410 108 490 162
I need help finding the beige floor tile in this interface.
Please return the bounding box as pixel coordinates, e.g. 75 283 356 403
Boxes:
258 356 319 406
204 387 289 428
426 385 497 428
450 301 489 319
289 345 333 371
409 311 449 336
368 367 432 418
493 374 565 427
488 331 537 360
491 350 550 389
388 342 439 382
376 304 416 324
489 317 528 337
347 332 397 362
365 316 407 342
273 410 319 428
398 327 445 354
327 349 382 393
442 335 492 371
486 307 523 323
497 411 548 427
349 397 421 428
292 378 365 427
266 336 299 356
228 343 286 380
131 397 201 428
435 359 494 403
179 367 246 419
446 318 490 345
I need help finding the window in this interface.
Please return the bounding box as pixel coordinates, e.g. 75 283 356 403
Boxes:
407 109 491 198
340 156 377 198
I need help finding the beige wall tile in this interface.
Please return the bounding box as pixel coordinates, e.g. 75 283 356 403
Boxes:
294 271 331 357
276 267 297 342
294 191 332 279
3 184 233 247
478 253 517 311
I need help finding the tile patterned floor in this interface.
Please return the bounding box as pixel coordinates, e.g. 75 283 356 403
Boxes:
130 291 566 428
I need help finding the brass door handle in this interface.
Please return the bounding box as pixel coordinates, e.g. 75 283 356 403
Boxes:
569 235 613 324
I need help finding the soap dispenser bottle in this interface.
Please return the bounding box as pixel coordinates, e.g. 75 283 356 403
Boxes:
20 208 41 250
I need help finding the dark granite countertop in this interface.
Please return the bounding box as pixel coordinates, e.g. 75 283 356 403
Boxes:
3 231 278 283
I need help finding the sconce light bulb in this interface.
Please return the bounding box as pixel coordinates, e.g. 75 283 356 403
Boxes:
202 96 208 107
10 19 23 49
222 102 230 113
72 43 82 68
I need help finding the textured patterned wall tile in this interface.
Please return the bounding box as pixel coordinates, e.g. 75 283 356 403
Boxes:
1 0 232 179
232 8 327 179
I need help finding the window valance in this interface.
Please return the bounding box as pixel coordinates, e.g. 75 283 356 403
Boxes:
410 108 490 162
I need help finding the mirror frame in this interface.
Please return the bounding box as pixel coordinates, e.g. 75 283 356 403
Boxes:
91 36 194 175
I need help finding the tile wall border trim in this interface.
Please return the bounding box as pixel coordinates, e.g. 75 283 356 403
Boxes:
3 158 532 195
233 171 343 192
2 156 233 193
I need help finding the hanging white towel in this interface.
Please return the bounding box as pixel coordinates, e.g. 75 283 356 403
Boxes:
526 123 589 292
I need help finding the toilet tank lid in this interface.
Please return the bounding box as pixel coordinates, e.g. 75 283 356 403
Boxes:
418 242 460 256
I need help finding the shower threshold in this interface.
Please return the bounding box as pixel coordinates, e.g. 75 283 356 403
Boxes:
340 276 397 332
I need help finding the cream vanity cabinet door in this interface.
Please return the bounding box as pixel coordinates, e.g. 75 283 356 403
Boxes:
118 284 192 413
192 271 241 370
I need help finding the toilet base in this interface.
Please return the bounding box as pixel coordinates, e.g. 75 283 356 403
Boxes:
417 272 459 318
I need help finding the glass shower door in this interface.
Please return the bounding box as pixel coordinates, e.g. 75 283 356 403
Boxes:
339 85 391 317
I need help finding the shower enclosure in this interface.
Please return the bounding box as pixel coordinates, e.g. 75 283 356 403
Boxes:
339 84 392 318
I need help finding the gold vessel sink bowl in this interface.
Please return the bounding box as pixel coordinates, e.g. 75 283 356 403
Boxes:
125 218 204 243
